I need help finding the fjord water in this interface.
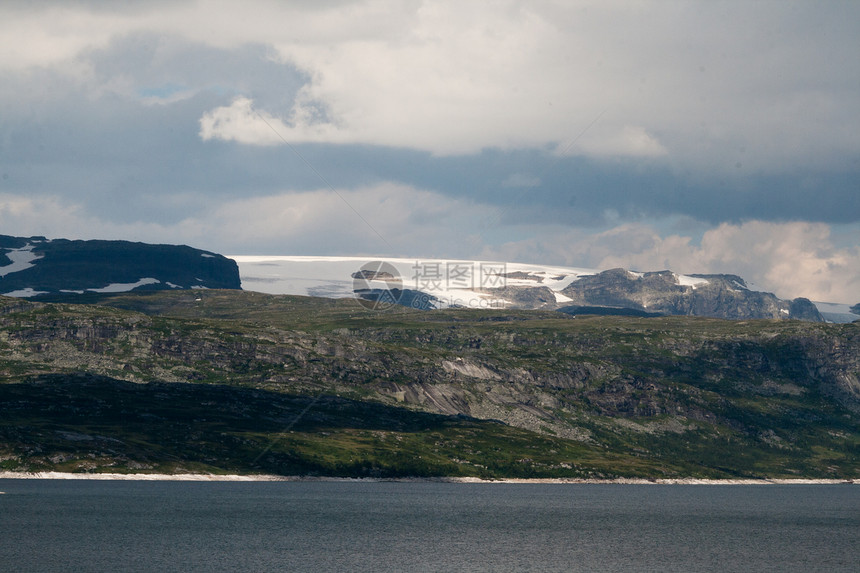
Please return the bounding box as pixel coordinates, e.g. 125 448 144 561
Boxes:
1 481 857 572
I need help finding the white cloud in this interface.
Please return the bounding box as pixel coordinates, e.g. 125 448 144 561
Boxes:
0 193 181 244
1 1 858 305
6 1 855 167
575 125 668 158
0 184 496 260
199 97 290 146
4 191 859 303
256 1 860 166
485 220 860 303
192 183 494 257
0 5 122 71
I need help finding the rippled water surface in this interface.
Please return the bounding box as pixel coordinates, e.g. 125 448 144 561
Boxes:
1 480 858 572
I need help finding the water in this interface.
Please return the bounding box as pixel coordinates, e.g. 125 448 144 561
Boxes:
1 480 857 572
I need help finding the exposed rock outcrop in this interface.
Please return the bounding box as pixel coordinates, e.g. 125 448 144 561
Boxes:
559 268 823 321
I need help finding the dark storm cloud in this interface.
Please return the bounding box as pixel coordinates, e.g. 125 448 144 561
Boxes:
255 147 860 227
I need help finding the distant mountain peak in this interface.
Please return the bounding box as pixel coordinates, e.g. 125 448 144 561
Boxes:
232 256 826 322
0 235 240 298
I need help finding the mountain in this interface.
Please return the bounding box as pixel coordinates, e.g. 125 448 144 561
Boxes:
1 290 857 479
231 256 824 321
556 269 823 321
0 235 241 297
1 239 827 322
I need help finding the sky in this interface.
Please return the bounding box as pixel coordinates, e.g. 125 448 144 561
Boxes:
1 0 858 303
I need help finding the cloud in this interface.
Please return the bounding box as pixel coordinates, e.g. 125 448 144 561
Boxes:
0 183 496 259
1 1 858 304
259 1 860 169
199 95 352 146
199 97 289 146
0 193 177 242
485 220 860 303
6 1 855 168
4 188 859 303
193 183 495 257
501 173 541 188
576 126 668 158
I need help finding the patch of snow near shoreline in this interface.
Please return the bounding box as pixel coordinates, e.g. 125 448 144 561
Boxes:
0 244 42 277
87 278 160 293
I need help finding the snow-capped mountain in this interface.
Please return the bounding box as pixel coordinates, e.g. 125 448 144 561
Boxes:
2 235 850 323
231 255 837 322
0 235 240 297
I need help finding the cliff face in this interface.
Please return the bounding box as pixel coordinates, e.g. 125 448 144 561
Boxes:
0 235 240 297
559 269 824 321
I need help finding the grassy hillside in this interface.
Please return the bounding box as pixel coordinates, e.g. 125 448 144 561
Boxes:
1 291 858 479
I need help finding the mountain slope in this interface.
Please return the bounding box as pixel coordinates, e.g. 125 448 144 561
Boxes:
0 235 240 297
1 290 857 478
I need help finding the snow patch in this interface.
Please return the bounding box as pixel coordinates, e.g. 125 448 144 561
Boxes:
553 291 573 304
3 288 48 297
87 278 160 293
676 274 709 288
0 244 42 277
200 254 215 258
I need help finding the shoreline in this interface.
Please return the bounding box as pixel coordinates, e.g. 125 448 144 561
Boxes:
0 471 855 485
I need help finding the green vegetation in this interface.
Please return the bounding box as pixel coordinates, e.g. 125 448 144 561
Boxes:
0 290 858 479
